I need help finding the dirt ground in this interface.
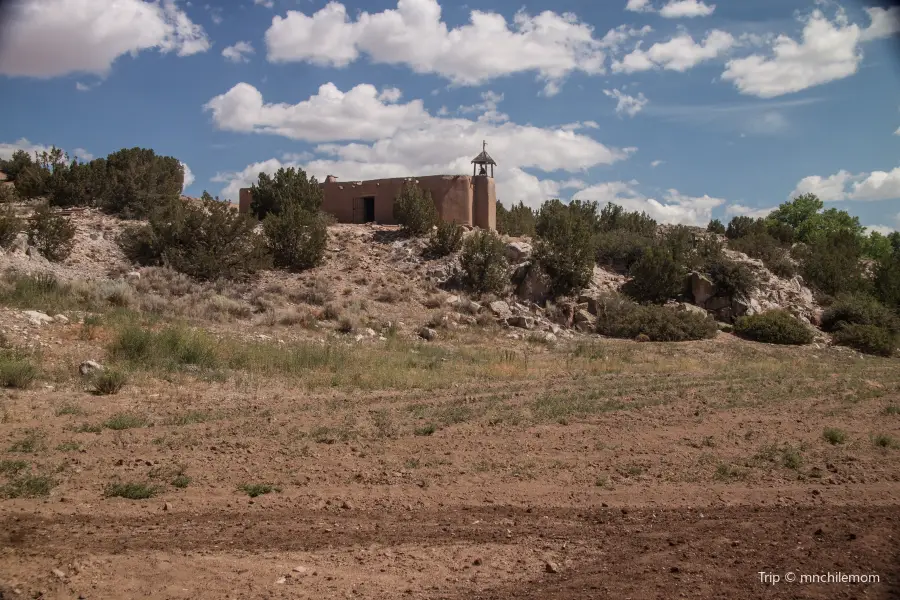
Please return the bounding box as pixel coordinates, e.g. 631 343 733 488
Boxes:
1 317 899 599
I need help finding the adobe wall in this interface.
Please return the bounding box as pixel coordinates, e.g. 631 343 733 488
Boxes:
319 175 474 226
239 174 495 229
472 175 496 231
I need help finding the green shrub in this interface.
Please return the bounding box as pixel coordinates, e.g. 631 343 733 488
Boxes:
797 229 867 296
623 246 684 303
460 230 508 294
821 293 899 333
734 310 814 345
0 184 18 203
823 428 847 445
598 203 656 236
239 483 277 497
425 221 464 257
726 216 767 240
728 233 796 278
0 354 37 388
249 167 322 220
104 482 158 500
0 205 22 249
121 193 269 281
263 202 328 271
832 324 896 357
705 257 756 298
91 368 128 395
874 255 900 311
27 204 76 262
13 165 49 199
393 181 437 236
108 325 219 371
47 158 107 208
0 149 35 181
534 199 597 295
97 148 183 219
707 219 726 235
594 294 717 341
496 201 536 236
594 230 653 272
1 473 54 499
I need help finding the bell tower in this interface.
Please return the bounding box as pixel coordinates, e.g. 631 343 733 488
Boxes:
470 141 497 230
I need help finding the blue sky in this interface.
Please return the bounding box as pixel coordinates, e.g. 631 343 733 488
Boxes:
1 0 899 231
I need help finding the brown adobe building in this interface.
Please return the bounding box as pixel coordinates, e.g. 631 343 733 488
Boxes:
239 143 497 230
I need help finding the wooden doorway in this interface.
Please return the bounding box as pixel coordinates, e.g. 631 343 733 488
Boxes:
353 196 376 223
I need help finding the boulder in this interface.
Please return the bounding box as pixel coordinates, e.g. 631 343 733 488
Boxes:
573 309 596 333
731 295 761 319
666 302 708 318
689 272 716 306
488 300 512 319
704 296 731 312
418 327 437 341
52 314 69 324
577 294 600 316
79 360 104 377
506 315 536 330
23 310 53 326
505 242 533 263
516 264 550 304
126 271 141 282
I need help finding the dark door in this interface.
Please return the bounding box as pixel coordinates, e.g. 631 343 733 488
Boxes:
363 197 375 223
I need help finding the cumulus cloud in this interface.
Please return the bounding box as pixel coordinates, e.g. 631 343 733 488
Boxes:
611 30 734 73
864 224 897 236
253 0 275 8
0 138 55 160
72 148 93 161
204 82 431 142
573 182 725 226
651 160 664 167
603 88 648 117
790 166 900 202
625 0 653 13
722 7 897 99
895 127 900 136
0 0 210 78
659 1 715 18
222 41 254 63
209 83 631 205
264 0 634 91
725 203 775 219
180 161 195 190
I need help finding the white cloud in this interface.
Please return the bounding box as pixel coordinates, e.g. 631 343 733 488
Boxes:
75 81 97 92
264 0 615 90
721 8 877 98
895 126 900 136
625 0 653 13
659 0 715 19
378 88 403 103
72 148 93 161
560 178 588 190
180 161 195 190
651 160 664 167
864 224 896 236
725 203 775 219
574 182 725 226
611 30 734 73
603 88 648 117
860 7 900 42
790 166 900 202
0 0 210 78
204 82 430 142
253 0 275 8
222 41 254 63
210 84 630 204
0 138 54 160
460 91 504 114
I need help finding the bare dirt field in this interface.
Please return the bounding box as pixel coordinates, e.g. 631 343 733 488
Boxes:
1 317 899 599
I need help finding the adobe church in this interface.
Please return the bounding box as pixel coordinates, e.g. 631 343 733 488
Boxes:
239 143 497 230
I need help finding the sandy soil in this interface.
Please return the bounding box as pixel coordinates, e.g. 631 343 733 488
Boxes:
0 326 898 599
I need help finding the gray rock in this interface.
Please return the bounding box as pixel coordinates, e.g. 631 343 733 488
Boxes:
23 310 53 326
690 272 716 306
666 302 708 318
126 271 141 282
418 327 437 341
545 561 560 574
574 309 595 325
506 315 536 330
577 294 600 316
505 241 533 263
52 314 69 324
79 360 104 376
516 264 550 304
488 300 512 319
364 328 377 337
